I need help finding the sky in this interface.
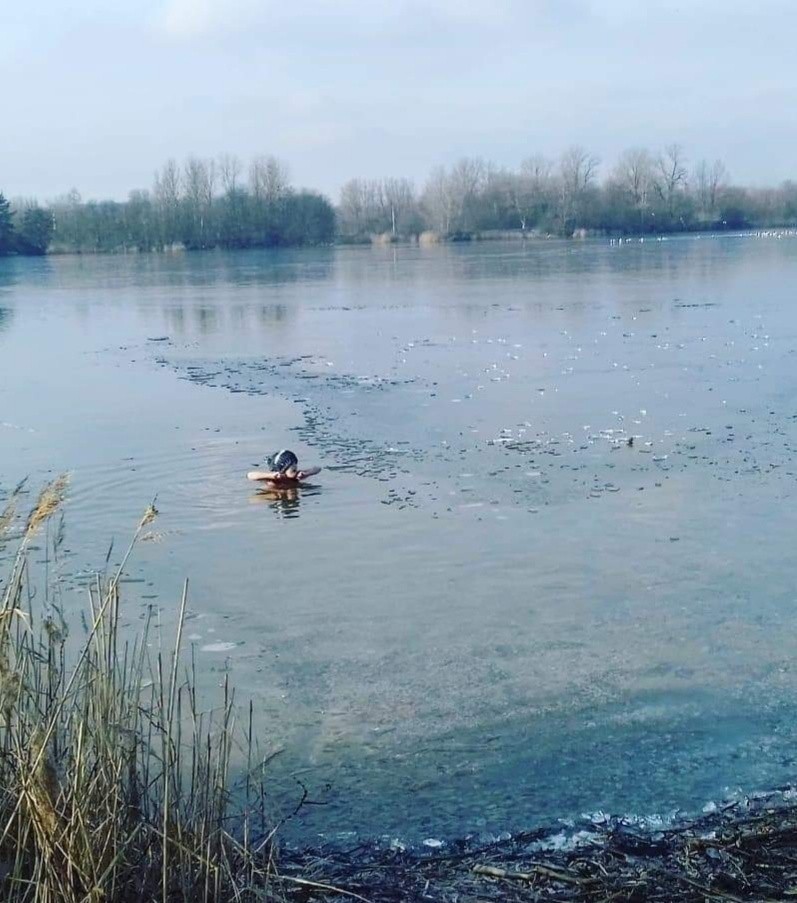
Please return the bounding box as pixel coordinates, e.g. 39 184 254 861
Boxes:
2 0 796 202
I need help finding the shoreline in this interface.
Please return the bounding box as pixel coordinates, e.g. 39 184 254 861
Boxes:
3 225 796 260
281 786 797 900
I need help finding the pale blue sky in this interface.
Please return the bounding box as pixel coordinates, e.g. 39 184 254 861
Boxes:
2 0 795 200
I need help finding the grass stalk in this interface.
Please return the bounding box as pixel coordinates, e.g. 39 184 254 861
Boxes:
0 483 280 901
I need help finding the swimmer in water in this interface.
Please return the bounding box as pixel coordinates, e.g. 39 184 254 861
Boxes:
247 449 321 487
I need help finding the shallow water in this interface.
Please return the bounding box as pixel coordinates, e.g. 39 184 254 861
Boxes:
2 236 797 846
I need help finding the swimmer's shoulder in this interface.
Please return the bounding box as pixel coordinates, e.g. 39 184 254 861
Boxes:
248 466 321 484
248 470 278 482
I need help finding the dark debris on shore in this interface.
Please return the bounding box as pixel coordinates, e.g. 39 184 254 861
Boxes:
280 791 797 902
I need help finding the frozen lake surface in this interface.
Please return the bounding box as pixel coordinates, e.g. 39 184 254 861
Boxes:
2 235 797 846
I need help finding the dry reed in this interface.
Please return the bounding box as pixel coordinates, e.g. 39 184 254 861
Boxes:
0 500 15 541
0 482 282 902
24 473 70 539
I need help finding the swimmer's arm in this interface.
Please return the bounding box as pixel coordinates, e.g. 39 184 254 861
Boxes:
248 466 320 483
248 470 280 482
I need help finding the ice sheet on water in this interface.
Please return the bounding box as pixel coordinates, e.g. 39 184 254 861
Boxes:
422 838 444 849
156 287 797 520
200 641 239 653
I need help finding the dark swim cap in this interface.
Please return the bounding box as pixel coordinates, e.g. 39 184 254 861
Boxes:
272 449 298 473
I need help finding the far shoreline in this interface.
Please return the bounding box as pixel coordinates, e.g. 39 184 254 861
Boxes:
4 225 796 261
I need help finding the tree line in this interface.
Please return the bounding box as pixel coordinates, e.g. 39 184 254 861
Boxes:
0 154 334 256
0 194 54 255
337 145 797 241
3 144 797 256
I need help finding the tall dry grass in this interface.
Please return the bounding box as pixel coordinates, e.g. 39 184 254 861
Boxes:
0 478 281 902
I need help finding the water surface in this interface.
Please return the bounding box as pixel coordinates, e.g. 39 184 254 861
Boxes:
2 236 797 845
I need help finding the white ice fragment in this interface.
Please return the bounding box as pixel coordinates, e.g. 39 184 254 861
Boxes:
201 642 238 653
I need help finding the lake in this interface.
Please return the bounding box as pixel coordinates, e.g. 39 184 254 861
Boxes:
2 235 797 847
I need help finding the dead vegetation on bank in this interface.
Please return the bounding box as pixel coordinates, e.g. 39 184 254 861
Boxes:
283 793 797 901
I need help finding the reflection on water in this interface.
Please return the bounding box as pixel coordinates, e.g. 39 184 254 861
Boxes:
0 259 16 292
250 483 322 519
3 237 797 845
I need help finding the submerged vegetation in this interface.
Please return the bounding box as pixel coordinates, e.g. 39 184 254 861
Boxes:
4 143 797 256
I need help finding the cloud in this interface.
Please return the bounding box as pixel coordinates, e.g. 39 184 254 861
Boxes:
154 0 752 43
154 0 390 40
7 0 797 199
152 0 565 41
154 0 260 38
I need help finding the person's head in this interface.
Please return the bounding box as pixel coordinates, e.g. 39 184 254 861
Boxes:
272 449 299 474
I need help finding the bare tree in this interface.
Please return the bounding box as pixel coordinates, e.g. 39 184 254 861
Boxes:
521 154 553 187
183 157 215 247
380 177 416 236
421 166 455 235
708 159 727 212
154 160 181 205
125 189 155 251
218 154 242 196
203 159 216 205
215 154 247 246
183 158 204 205
248 155 290 242
250 155 289 203
511 155 554 232
558 146 598 234
153 159 181 247
249 157 267 202
654 144 688 222
612 148 654 229
265 156 290 201
614 149 653 207
339 176 417 237
339 178 381 235
448 157 487 231
560 146 598 194
338 179 364 234
694 158 727 220
480 167 514 230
